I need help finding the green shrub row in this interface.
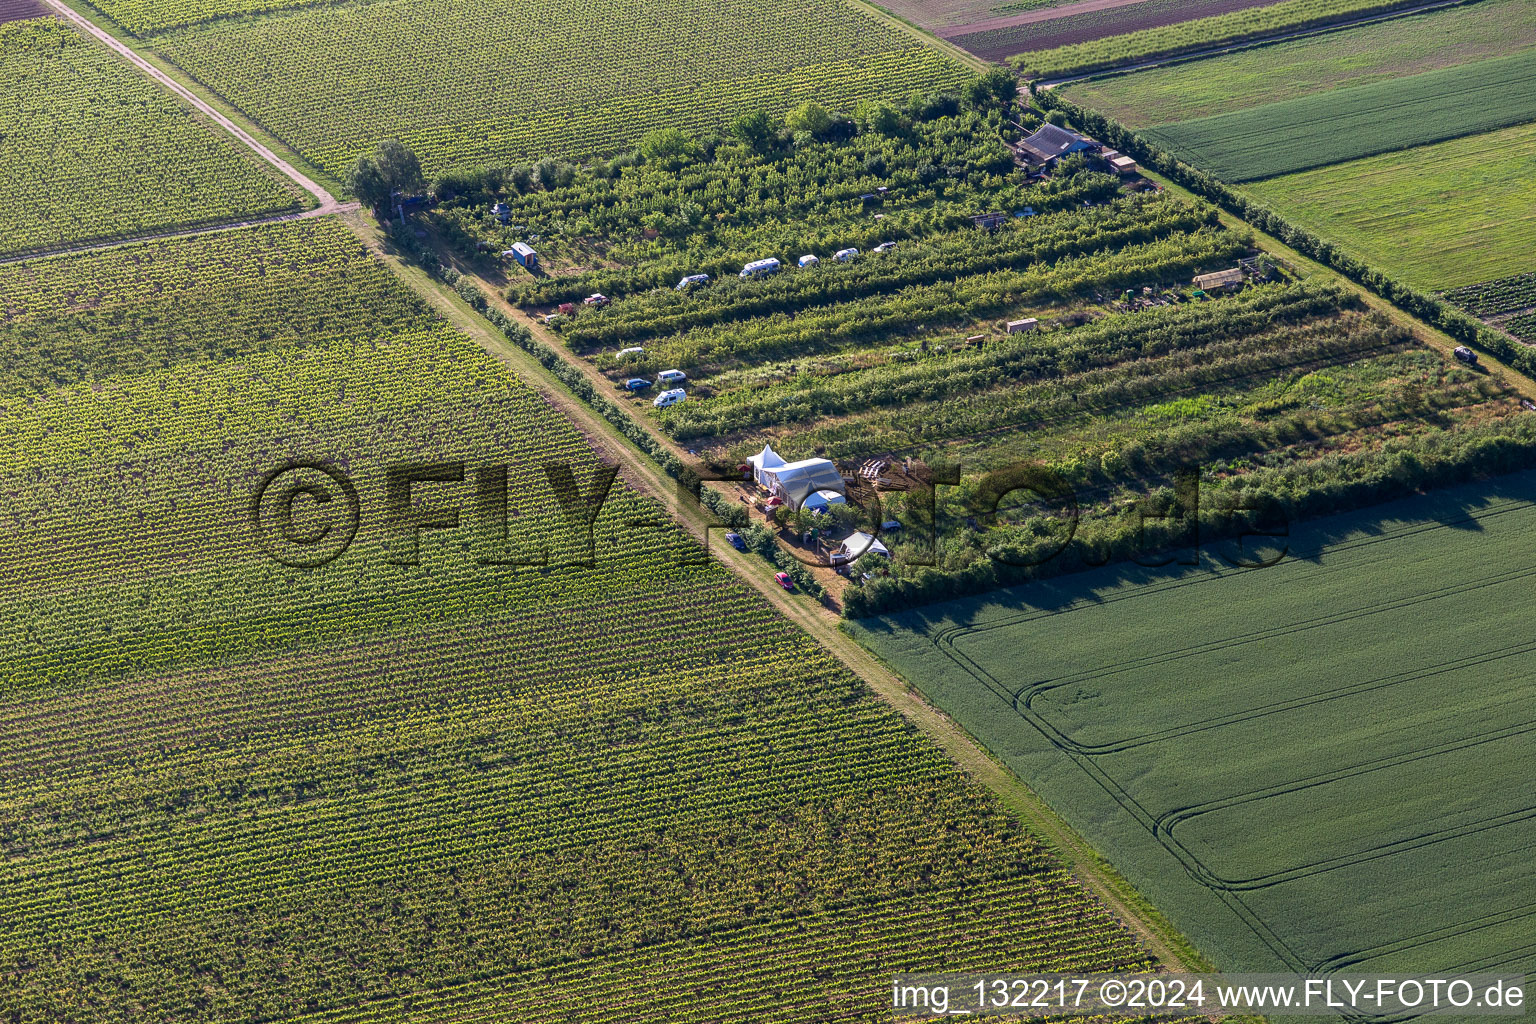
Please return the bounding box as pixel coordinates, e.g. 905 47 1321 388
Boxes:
664 281 1353 440
560 192 1205 351
844 414 1536 617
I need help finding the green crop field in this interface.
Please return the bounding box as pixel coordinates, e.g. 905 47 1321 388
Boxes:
0 217 1156 1022
144 0 970 179
850 470 1536 978
1143 48 1536 181
1243 122 1536 291
1060 0 1536 127
0 19 305 258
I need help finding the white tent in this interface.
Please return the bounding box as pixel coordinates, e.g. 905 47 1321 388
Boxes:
770 459 844 508
838 531 890 560
747 444 787 489
749 444 845 508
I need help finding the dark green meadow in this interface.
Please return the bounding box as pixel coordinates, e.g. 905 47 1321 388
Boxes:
851 470 1536 981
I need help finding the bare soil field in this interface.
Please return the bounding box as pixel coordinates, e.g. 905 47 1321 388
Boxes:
951 0 1278 60
0 0 50 22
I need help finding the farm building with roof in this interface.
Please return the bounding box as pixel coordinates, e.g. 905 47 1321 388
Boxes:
1016 124 1098 166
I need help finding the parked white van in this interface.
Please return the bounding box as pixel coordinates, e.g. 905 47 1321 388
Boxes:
740 258 781 279
653 388 686 408
656 369 687 386
834 248 859 262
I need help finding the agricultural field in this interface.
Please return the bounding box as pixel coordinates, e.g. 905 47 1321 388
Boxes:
1142 48 1536 181
850 470 1536 979
1447 272 1536 345
1058 0 1536 126
0 19 306 258
0 216 1157 1022
1243 122 1536 290
141 0 970 179
448 114 1536 614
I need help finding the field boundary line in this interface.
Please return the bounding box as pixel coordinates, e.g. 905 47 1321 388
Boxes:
38 0 342 210
0 204 359 268
1034 0 1480 87
344 210 1215 981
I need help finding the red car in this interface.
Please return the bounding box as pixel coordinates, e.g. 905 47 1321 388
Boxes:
774 572 794 591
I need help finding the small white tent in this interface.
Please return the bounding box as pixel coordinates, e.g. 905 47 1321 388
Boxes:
838 531 890 560
748 444 787 489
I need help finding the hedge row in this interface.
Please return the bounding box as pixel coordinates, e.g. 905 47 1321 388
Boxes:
842 417 1536 617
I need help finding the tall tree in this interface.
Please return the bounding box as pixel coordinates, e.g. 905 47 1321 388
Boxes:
730 109 777 151
785 101 832 140
374 139 423 197
346 154 390 213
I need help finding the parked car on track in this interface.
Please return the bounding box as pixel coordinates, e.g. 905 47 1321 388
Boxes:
1453 346 1480 365
676 273 710 290
725 532 747 551
774 572 794 591
616 346 644 358
656 369 687 386
873 241 897 253
623 378 651 391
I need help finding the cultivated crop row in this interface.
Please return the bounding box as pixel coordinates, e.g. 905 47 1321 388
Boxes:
154 0 969 175
1009 0 1431 78
660 282 1360 440
0 20 304 258
560 195 1217 352
1445 272 1536 318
